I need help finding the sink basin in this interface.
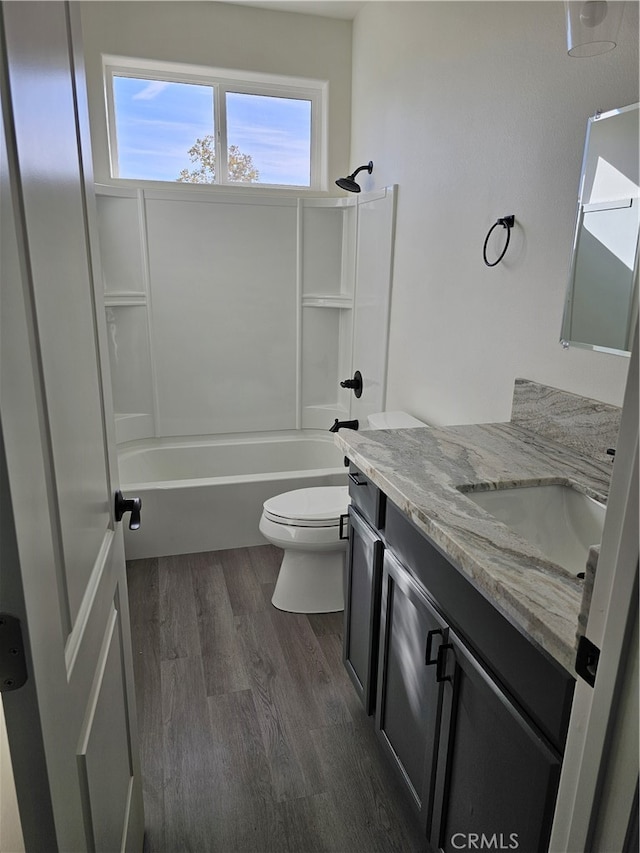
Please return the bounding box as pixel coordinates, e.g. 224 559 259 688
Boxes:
463 484 606 575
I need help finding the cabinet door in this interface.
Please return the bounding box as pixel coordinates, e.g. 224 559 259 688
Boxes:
375 550 448 827
431 632 562 853
343 506 384 713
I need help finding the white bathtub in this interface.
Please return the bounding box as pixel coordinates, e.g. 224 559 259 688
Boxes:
118 430 347 559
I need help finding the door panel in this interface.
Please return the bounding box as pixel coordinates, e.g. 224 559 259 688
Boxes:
343 507 383 712
376 550 446 820
0 3 144 849
78 603 133 853
432 632 561 853
3 0 111 629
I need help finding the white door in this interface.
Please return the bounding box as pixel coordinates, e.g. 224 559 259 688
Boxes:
549 324 639 852
0 3 144 850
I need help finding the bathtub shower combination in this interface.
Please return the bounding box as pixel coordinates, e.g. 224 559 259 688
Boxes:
103 185 399 572
118 430 347 560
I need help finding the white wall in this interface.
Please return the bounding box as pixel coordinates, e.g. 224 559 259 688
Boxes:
144 192 298 435
350 1 639 425
80 1 352 193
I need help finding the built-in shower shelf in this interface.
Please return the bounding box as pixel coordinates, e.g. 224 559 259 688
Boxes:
302 294 353 309
104 292 147 307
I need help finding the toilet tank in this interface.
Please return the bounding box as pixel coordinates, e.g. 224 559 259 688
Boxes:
366 411 427 429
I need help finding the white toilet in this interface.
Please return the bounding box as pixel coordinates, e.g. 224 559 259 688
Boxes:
259 411 426 614
260 486 350 613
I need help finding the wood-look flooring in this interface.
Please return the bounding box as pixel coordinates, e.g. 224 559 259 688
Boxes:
127 545 430 853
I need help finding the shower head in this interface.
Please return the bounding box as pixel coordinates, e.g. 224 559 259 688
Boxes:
335 160 373 193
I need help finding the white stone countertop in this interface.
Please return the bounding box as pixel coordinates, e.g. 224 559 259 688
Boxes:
335 422 613 675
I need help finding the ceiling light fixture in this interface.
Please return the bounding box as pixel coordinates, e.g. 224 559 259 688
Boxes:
565 1 625 57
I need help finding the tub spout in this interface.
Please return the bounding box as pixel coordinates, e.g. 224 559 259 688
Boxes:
330 419 359 433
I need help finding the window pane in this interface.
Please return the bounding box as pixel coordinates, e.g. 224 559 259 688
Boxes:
226 92 311 186
112 76 215 182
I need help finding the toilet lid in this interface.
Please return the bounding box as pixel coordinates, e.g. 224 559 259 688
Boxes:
263 486 349 526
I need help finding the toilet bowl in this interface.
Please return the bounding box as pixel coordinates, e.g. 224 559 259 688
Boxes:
259 486 350 613
259 411 426 614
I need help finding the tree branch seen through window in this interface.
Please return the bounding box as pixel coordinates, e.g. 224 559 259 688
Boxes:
177 135 259 184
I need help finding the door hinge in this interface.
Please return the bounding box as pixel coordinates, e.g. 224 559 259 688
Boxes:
576 634 600 687
0 613 28 692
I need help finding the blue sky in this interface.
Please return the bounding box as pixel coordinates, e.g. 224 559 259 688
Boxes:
113 76 311 186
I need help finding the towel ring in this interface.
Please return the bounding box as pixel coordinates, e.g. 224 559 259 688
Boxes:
483 215 515 267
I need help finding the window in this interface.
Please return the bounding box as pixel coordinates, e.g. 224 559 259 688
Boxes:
104 57 326 190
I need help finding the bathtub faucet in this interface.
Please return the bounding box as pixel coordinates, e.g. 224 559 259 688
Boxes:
330 419 359 433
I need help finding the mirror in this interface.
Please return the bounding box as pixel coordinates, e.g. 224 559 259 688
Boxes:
561 103 639 355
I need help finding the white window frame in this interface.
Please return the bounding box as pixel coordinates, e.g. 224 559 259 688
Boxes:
103 55 328 191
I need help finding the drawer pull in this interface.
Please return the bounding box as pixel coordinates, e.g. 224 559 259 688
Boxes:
436 643 453 683
348 472 368 487
425 629 443 666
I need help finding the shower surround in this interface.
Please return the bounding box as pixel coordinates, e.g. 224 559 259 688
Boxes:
99 184 397 555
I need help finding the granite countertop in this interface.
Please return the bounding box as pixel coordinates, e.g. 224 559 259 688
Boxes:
334 420 614 675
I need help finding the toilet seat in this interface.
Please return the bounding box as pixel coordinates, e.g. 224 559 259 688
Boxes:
263 486 349 528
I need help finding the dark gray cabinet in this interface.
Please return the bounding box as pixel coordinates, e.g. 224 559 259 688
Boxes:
375 549 562 851
431 629 561 853
375 550 447 828
343 506 384 714
342 462 573 852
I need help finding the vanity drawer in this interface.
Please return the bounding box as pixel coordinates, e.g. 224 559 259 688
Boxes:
384 500 574 753
348 463 385 530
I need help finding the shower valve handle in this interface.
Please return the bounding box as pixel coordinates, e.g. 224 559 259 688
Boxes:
114 490 142 531
339 370 363 398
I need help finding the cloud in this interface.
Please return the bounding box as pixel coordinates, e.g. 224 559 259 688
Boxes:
132 80 172 101
227 121 310 183
124 116 210 133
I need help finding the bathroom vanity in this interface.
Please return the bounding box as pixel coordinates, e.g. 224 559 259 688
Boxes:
335 382 619 853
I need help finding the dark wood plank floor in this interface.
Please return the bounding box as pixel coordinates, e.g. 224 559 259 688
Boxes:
127 545 430 853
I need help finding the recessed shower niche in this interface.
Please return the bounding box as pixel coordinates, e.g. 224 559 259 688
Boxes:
300 198 357 429
95 184 397 442
97 188 155 443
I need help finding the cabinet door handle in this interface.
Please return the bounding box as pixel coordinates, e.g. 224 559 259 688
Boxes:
348 472 368 487
436 643 453 683
425 628 443 665
339 513 349 540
